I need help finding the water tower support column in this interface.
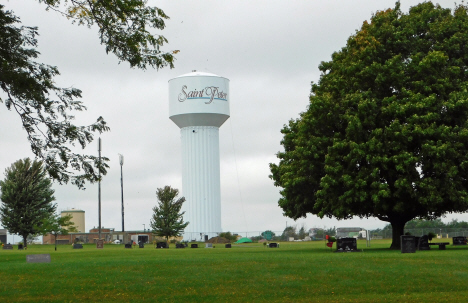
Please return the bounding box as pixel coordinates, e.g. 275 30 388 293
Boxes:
181 126 221 239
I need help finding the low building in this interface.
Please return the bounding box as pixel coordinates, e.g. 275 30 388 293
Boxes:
43 228 155 245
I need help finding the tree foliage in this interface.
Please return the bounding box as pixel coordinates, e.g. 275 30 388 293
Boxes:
386 218 468 229
41 213 77 251
150 186 189 242
281 226 297 240
270 2 468 249
1 1 176 188
218 231 238 242
0 158 56 248
0 6 110 188
37 0 175 69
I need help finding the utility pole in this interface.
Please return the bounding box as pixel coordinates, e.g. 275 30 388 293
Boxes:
98 138 102 241
119 154 125 232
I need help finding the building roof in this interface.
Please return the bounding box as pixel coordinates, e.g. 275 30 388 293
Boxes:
61 209 84 213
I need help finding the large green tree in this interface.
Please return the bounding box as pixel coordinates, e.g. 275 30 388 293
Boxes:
270 2 468 249
1 1 175 188
150 186 189 243
0 158 56 248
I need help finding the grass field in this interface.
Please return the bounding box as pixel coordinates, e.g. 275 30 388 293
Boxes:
1 240 467 302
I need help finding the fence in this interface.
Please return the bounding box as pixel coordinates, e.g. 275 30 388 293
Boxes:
181 230 327 242
369 228 468 239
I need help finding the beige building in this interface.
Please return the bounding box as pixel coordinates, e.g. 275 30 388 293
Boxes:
61 209 85 233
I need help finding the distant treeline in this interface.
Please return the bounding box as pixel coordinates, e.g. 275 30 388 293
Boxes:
382 219 468 230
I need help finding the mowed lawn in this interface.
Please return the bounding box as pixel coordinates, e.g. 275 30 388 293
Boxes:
1 240 467 302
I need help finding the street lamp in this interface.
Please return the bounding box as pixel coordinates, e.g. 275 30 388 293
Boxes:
119 154 125 232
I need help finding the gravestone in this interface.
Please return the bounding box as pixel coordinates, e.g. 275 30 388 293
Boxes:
124 243 132 249
336 237 358 252
73 244 83 249
2 244 13 250
453 236 467 245
417 235 430 250
191 244 198 248
176 243 185 249
0 229 6 244
225 244 231 248
96 239 104 249
26 254 51 263
401 235 416 253
18 244 23 250
268 243 279 248
156 242 168 249
205 243 213 248
139 242 145 248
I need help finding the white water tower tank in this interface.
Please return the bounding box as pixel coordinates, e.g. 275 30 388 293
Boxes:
168 71 230 240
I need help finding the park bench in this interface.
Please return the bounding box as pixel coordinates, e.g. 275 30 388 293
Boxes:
428 242 450 250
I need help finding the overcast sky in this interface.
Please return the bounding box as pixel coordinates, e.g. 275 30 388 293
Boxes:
2 0 466 241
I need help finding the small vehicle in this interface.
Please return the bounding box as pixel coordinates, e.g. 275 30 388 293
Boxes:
112 239 122 244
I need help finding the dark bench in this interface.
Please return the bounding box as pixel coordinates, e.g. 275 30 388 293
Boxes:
428 242 450 250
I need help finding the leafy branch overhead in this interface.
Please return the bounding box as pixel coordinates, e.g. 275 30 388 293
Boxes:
1 1 176 188
38 0 176 69
0 6 109 188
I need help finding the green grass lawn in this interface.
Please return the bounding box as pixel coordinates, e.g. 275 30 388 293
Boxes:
1 240 467 302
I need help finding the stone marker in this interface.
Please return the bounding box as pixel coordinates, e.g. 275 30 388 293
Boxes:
125 243 132 249
191 243 198 248
139 242 145 248
453 236 467 245
96 239 104 249
225 244 231 248
417 235 430 250
268 243 279 248
176 243 185 248
26 254 51 263
336 237 358 252
205 243 213 248
156 242 168 249
18 244 24 250
401 235 416 253
73 244 83 249
2 244 13 250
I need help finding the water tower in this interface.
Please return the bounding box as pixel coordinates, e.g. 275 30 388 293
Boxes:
168 71 229 241
61 209 85 233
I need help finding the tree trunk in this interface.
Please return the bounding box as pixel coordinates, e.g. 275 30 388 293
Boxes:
54 234 57 251
22 234 27 249
389 220 406 250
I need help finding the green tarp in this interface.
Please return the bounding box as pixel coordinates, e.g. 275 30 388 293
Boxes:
235 237 253 243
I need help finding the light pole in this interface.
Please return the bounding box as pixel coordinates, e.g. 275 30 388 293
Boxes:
98 137 102 241
119 154 125 232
